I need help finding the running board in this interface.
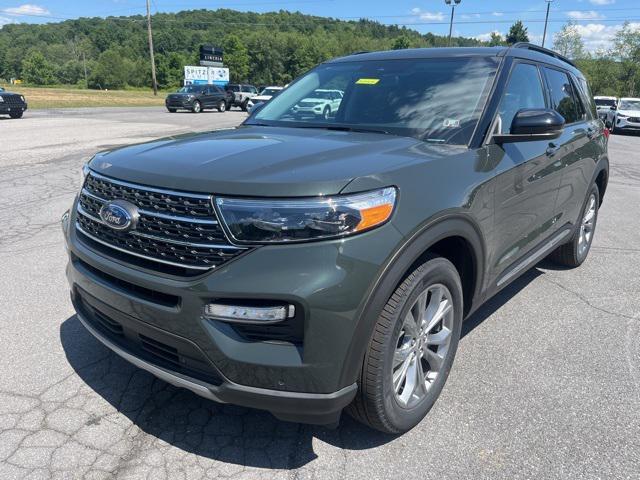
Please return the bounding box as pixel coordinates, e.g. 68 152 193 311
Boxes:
496 228 572 287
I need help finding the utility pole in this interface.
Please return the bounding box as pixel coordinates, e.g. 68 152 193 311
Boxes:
445 0 462 47
542 0 553 48
82 50 88 88
146 0 158 95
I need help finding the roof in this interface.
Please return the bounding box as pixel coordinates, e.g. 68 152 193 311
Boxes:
329 44 581 75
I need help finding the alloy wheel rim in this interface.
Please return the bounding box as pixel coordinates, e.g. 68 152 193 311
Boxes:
194 102 201 112
578 193 597 257
392 283 454 408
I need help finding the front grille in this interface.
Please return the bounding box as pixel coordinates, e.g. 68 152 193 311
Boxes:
76 172 246 273
628 117 640 123
0 95 25 106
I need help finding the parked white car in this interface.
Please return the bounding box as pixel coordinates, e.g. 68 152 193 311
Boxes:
594 96 617 122
247 86 284 112
606 97 640 134
291 89 343 119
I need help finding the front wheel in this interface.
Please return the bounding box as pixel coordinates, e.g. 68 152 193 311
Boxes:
167 108 177 113
241 99 249 112
322 106 331 120
191 101 202 114
550 184 599 267
347 255 463 433
9 111 23 119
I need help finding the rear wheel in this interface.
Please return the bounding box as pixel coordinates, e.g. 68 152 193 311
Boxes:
217 100 227 113
550 184 599 268
9 111 23 119
192 101 202 114
167 108 177 113
347 255 463 433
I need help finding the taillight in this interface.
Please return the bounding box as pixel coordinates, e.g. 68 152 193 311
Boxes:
603 128 610 140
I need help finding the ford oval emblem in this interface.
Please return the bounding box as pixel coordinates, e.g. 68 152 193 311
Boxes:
99 200 138 231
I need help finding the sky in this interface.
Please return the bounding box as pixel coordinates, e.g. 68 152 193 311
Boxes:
0 0 637 52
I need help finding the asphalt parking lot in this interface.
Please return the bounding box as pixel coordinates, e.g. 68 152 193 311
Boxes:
0 107 638 479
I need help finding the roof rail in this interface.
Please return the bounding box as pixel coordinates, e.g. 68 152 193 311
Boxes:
511 42 577 68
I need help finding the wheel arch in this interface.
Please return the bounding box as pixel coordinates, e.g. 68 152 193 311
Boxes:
338 214 486 388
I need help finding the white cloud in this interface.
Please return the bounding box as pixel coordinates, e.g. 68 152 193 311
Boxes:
567 10 605 20
492 12 504 17
573 22 640 52
588 0 614 5
474 31 501 42
2 4 50 17
410 7 445 22
0 16 13 26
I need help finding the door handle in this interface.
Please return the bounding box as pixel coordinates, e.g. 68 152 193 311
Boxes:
546 143 559 157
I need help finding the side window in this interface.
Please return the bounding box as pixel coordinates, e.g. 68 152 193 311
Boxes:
575 76 597 120
544 67 581 124
496 63 546 134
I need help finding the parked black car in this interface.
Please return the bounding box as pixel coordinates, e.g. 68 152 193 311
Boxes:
0 87 28 118
165 84 231 113
64 44 608 434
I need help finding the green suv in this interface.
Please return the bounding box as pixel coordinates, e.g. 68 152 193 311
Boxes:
63 44 609 434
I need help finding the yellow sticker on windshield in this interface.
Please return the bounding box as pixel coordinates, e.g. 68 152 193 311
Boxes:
356 78 380 85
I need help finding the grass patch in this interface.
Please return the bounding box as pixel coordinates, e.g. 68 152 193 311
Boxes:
1 85 168 109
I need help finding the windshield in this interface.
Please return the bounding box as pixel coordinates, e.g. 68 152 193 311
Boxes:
619 99 640 110
250 57 497 144
595 98 616 107
178 86 204 94
260 88 281 96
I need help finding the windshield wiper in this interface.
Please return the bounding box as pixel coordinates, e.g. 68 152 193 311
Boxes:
293 124 391 135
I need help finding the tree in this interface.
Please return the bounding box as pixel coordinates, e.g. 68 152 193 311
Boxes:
392 36 411 50
612 22 640 96
553 23 586 59
506 21 529 45
222 34 250 83
488 32 505 47
89 49 133 89
21 51 56 85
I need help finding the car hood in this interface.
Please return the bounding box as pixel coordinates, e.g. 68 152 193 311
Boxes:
618 109 640 117
88 126 426 196
298 98 326 105
252 95 272 102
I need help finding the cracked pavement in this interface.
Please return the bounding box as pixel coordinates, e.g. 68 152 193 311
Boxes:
0 107 639 479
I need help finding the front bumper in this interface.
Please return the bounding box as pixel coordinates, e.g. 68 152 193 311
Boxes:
615 117 640 130
165 99 194 109
0 103 27 114
64 203 402 423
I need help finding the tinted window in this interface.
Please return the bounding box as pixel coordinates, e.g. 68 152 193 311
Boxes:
545 68 581 124
575 77 597 119
253 57 498 144
618 99 640 110
594 98 616 107
496 63 546 134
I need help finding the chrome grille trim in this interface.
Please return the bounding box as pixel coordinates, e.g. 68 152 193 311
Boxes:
76 172 248 272
87 170 212 199
81 188 219 225
75 223 213 271
76 205 242 250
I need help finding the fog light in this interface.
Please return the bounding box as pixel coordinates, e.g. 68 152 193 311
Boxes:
204 303 295 324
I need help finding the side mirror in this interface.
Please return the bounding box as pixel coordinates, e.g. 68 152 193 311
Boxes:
493 108 565 144
610 105 617 110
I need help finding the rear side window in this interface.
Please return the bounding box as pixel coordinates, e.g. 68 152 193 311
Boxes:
575 76 597 120
496 63 546 134
544 67 583 124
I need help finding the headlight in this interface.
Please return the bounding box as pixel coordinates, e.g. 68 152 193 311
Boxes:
215 187 397 244
20 95 25 102
618 114 627 119
0 97 4 103
79 162 90 185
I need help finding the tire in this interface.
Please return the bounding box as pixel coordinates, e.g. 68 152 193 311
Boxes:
322 106 331 120
167 108 177 113
347 255 463 434
217 100 227 113
9 111 23 119
192 101 202 114
550 184 599 268
241 99 249 112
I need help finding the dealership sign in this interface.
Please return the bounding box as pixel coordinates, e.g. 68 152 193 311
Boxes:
184 66 229 86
